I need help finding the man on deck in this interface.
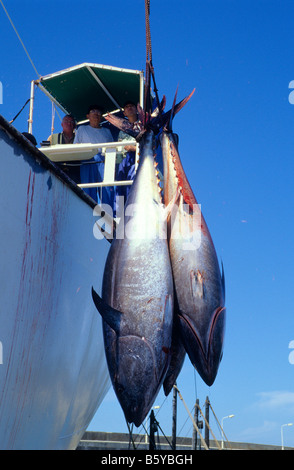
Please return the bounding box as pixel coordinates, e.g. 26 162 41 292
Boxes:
74 104 114 206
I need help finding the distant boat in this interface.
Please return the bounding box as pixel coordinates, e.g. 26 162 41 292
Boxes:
0 63 144 450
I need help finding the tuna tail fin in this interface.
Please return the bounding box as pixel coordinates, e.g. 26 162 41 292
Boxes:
165 85 179 132
91 287 122 333
152 95 167 117
105 90 195 139
153 88 196 133
171 88 195 118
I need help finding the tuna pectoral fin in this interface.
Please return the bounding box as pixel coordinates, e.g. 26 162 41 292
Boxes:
91 287 122 333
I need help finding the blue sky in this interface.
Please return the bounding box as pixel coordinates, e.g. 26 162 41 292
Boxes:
1 0 294 447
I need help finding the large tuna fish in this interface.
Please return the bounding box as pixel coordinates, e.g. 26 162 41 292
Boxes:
92 130 174 426
162 299 186 396
161 128 226 386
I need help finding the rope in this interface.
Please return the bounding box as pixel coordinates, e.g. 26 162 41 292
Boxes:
9 98 30 124
145 0 152 63
0 0 40 78
173 385 209 450
144 0 152 116
195 401 222 450
144 0 163 118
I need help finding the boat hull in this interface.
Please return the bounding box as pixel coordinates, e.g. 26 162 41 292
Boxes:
0 117 111 450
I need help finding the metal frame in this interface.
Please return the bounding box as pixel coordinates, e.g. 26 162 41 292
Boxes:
29 62 144 199
40 140 138 189
29 62 145 134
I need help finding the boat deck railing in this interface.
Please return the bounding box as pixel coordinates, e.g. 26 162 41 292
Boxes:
39 140 138 190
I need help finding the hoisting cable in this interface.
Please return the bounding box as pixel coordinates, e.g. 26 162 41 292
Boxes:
144 0 152 116
144 0 163 119
0 0 40 79
145 0 152 64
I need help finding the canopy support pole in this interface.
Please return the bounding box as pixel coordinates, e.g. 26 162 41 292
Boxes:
86 66 121 110
28 80 35 134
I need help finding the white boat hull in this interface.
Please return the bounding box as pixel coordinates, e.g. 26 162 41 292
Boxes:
0 118 111 449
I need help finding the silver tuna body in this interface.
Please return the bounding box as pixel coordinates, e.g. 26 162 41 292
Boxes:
161 131 225 386
93 130 174 426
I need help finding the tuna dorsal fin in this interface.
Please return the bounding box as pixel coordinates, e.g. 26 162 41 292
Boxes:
91 287 122 333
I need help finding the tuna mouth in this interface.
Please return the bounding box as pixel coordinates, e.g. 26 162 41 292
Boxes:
178 306 225 386
113 335 160 426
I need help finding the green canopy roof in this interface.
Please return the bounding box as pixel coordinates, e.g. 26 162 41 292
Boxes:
37 63 144 122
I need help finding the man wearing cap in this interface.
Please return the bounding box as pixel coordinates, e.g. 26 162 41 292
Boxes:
74 104 114 205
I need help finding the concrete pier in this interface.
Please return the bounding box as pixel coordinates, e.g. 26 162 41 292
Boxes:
76 431 292 450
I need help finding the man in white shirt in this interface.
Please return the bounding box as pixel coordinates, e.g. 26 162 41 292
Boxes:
74 104 114 205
